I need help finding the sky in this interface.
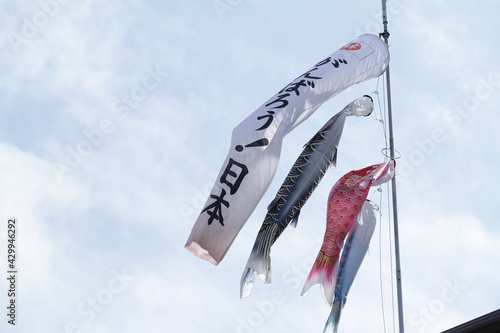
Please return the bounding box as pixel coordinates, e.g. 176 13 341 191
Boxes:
0 1 499 332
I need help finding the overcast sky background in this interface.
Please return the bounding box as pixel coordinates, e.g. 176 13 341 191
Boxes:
1 1 499 332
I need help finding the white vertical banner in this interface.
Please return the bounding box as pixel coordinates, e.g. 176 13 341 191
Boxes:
185 34 390 265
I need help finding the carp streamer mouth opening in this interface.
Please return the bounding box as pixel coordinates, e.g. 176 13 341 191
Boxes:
363 94 374 116
345 96 374 117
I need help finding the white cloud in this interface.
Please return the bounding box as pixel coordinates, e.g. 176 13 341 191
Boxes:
1 1 500 332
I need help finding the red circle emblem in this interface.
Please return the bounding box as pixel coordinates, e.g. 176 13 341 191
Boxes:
340 42 361 51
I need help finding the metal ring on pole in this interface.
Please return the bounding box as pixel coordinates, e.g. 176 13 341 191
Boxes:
381 147 401 159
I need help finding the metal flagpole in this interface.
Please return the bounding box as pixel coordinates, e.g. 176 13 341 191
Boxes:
380 1 405 332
